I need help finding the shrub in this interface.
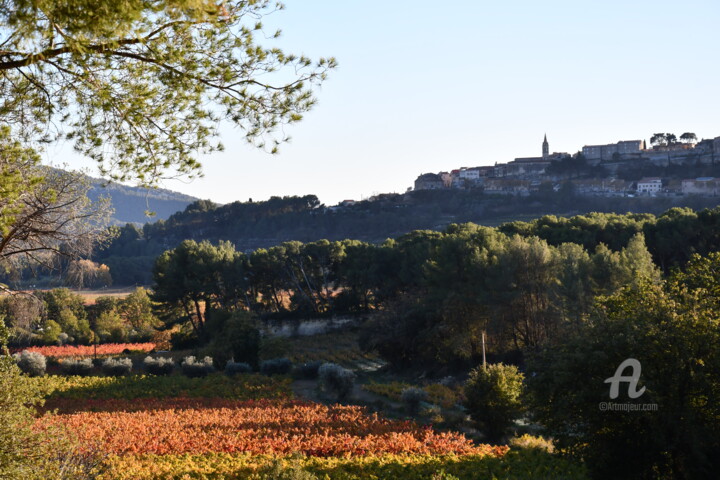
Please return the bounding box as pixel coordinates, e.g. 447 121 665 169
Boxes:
401 387 428 415
362 381 410 401
463 363 524 442
14 350 47 376
260 358 293 376
60 358 94 376
143 356 175 376
294 360 322 380
425 383 460 409
422 403 442 422
225 361 252 376
206 311 261 368
101 357 133 377
1 323 82 479
318 363 356 401
40 319 62 344
181 356 215 378
259 335 290 360
435 409 467 430
510 434 555 453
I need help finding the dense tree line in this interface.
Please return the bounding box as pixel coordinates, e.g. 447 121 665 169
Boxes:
501 207 720 271
151 224 660 367
94 193 720 287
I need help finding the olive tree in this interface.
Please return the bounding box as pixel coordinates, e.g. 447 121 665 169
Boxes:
0 0 336 184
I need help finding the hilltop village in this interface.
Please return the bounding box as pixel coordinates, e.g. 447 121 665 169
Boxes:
414 133 720 197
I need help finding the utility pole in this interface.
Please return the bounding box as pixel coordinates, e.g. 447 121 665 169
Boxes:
482 331 487 370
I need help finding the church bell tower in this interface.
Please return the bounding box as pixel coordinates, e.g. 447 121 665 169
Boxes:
542 134 549 159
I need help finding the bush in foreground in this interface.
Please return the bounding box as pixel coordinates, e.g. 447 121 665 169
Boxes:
143 356 175 376
260 358 292 376
318 363 356 401
101 357 133 377
225 361 252 376
509 434 554 453
60 358 94 376
2 323 103 479
14 350 47 376
181 356 215 378
463 363 524 442
401 387 428 415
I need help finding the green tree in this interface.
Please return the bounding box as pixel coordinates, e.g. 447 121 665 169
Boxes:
619 233 661 285
117 287 159 332
554 242 594 328
490 235 559 348
152 239 239 338
463 363 525 442
94 310 128 343
671 252 720 298
0 0 335 184
650 133 667 147
336 241 380 312
643 207 699 271
249 246 290 313
422 225 503 362
527 280 720 479
680 132 697 144
299 240 346 312
38 288 93 344
39 319 62 344
206 310 261 368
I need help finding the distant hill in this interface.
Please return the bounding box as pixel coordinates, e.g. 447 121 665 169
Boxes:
83 175 198 224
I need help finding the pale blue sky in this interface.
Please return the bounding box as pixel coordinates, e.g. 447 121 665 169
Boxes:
57 0 720 205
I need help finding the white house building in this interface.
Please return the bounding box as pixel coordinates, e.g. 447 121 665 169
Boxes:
637 177 662 194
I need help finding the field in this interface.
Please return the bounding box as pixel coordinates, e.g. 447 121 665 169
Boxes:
73 287 138 304
1 287 138 304
25 358 588 480
15 336 588 480
282 330 386 372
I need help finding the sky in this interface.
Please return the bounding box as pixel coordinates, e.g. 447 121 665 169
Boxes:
55 0 720 206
